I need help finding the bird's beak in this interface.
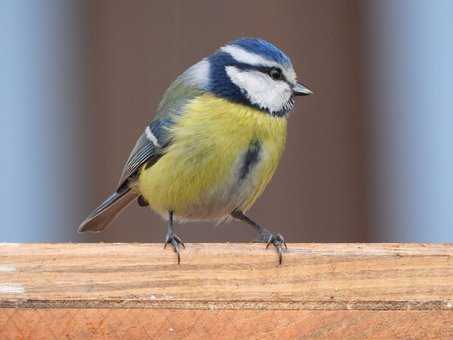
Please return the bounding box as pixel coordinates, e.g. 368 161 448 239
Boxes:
293 82 313 96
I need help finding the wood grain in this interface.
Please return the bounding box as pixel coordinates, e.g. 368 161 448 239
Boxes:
1 243 453 310
1 309 453 339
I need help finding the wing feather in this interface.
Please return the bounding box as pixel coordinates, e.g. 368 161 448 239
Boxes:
118 134 158 186
117 61 208 188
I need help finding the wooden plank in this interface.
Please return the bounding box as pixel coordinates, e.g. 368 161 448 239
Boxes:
1 243 453 310
1 309 453 339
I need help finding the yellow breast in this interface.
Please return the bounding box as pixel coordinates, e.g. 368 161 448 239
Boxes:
137 93 287 220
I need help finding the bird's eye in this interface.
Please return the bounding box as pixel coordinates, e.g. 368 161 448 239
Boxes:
269 68 283 81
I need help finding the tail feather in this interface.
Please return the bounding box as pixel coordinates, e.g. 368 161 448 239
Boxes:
78 188 137 233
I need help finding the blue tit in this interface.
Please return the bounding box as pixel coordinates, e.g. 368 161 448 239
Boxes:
79 37 312 264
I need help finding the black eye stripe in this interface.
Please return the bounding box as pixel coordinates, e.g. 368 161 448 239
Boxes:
269 67 283 80
256 66 281 75
261 66 286 82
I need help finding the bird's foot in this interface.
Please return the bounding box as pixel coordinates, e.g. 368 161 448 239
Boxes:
164 231 185 264
258 229 288 265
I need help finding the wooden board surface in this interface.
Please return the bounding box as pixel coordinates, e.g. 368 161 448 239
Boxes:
1 309 453 339
1 243 453 310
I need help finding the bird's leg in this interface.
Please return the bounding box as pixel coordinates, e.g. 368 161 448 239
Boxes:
231 210 287 265
164 211 185 264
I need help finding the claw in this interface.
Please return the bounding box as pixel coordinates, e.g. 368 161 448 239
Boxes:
164 232 185 264
231 211 288 265
260 231 287 265
176 247 181 265
266 235 273 249
277 246 283 265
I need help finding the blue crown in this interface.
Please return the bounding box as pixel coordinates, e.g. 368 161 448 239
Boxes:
229 37 292 67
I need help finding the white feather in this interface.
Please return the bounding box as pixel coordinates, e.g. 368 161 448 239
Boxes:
225 66 292 114
145 126 161 147
221 45 278 68
221 45 296 84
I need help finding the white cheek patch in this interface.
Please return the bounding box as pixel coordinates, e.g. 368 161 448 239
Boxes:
225 66 292 113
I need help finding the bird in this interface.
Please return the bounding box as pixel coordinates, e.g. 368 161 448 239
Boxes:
79 37 312 264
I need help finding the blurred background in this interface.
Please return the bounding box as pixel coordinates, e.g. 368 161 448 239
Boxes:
1 0 452 243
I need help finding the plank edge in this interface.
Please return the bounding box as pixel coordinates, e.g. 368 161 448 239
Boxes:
2 299 453 311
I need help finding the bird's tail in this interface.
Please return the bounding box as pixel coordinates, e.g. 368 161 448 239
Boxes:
78 187 137 233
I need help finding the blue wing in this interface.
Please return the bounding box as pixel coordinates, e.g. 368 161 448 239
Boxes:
117 64 207 189
117 118 172 187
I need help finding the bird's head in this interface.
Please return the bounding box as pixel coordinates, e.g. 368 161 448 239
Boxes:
185 38 312 117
